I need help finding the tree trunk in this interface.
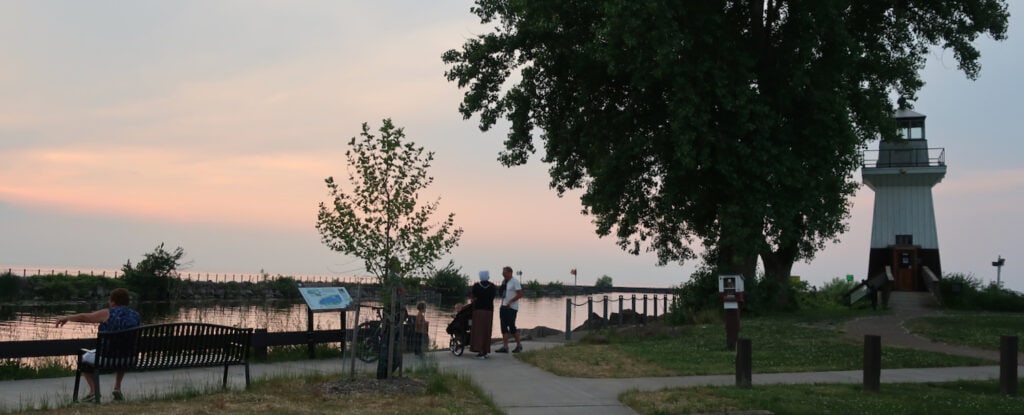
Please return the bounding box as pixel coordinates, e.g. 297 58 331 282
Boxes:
761 250 794 282
716 244 758 282
761 243 797 309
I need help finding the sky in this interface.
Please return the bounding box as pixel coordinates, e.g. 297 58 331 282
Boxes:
1 2 1022 292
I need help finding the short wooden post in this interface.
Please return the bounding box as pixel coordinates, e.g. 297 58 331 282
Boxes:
1000 335 1019 396
735 338 752 388
602 295 608 327
565 298 572 341
339 310 347 354
254 328 268 360
864 335 881 392
618 295 624 325
307 307 316 358
724 309 740 350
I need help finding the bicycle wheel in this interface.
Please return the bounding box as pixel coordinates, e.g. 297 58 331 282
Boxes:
449 337 464 356
356 333 380 363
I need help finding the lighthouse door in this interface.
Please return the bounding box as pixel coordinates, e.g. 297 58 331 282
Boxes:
891 247 918 291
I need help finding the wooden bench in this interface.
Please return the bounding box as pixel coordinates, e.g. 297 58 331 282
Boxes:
74 322 253 403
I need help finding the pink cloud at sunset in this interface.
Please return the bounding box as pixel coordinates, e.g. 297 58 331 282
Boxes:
0 146 338 229
1 1 1022 290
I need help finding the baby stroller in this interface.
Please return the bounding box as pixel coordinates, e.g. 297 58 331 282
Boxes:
446 305 473 356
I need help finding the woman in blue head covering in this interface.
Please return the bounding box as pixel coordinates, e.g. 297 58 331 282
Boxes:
469 270 496 359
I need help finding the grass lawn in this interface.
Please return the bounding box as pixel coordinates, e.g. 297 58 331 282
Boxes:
18 369 500 415
621 380 1024 415
519 312 994 378
0 344 348 381
905 312 1024 351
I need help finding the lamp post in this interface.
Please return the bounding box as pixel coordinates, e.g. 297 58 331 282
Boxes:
992 255 1006 286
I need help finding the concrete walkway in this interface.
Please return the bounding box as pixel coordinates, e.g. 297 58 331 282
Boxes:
2 308 1020 414
436 336 1019 415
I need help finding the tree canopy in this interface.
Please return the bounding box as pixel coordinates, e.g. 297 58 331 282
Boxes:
122 243 186 301
443 0 1008 279
316 119 463 282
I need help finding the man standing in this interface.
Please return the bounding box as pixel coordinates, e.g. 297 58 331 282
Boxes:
496 266 523 353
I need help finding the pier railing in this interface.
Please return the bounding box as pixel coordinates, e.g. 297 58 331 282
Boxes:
564 294 672 340
861 147 946 168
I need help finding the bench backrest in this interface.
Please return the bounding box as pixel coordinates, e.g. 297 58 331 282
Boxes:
94 323 253 371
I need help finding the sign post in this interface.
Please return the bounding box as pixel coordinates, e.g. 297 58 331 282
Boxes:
718 275 745 351
992 255 1006 286
298 286 353 358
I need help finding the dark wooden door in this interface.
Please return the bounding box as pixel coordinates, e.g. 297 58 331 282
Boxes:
892 247 918 291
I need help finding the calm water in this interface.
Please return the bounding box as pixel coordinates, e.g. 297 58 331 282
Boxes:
1 292 672 356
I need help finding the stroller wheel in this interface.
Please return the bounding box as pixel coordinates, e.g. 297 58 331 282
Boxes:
450 337 464 356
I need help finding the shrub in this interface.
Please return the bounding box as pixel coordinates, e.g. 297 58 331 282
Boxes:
669 266 720 323
428 265 469 304
595 275 614 289
268 276 301 298
976 284 1024 312
801 278 859 310
122 243 186 301
938 272 984 309
940 272 1024 311
0 272 20 301
524 279 543 292
31 275 77 301
545 281 566 295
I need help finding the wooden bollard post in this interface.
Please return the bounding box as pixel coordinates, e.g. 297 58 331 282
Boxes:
254 328 268 360
602 296 608 327
618 295 624 325
864 335 881 392
724 309 740 350
735 338 752 388
307 307 316 359
565 298 572 341
1000 335 1019 396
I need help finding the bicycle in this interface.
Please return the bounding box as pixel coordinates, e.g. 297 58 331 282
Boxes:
353 305 415 363
355 306 385 363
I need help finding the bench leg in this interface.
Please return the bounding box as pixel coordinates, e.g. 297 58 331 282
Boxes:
223 365 229 390
73 370 81 402
244 363 250 389
94 372 101 403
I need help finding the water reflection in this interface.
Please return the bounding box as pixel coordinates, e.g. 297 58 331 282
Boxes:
2 293 672 355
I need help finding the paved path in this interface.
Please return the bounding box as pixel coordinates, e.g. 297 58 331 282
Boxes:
436 336 1019 415
1 313 1020 414
841 295 1024 362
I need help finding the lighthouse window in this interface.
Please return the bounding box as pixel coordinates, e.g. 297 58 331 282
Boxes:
895 234 913 245
897 119 925 140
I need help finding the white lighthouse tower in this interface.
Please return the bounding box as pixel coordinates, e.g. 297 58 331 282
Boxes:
862 110 946 291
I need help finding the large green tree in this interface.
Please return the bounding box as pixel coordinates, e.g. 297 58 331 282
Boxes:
317 119 463 283
443 1 1008 283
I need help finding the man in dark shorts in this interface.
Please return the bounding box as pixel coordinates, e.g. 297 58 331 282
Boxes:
496 266 524 353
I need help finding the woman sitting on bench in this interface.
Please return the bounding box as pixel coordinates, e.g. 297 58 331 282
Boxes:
56 287 141 402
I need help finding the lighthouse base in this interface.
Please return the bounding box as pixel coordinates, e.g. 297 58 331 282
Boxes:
867 246 942 292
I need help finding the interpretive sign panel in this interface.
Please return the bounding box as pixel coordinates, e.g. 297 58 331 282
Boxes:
299 287 352 311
